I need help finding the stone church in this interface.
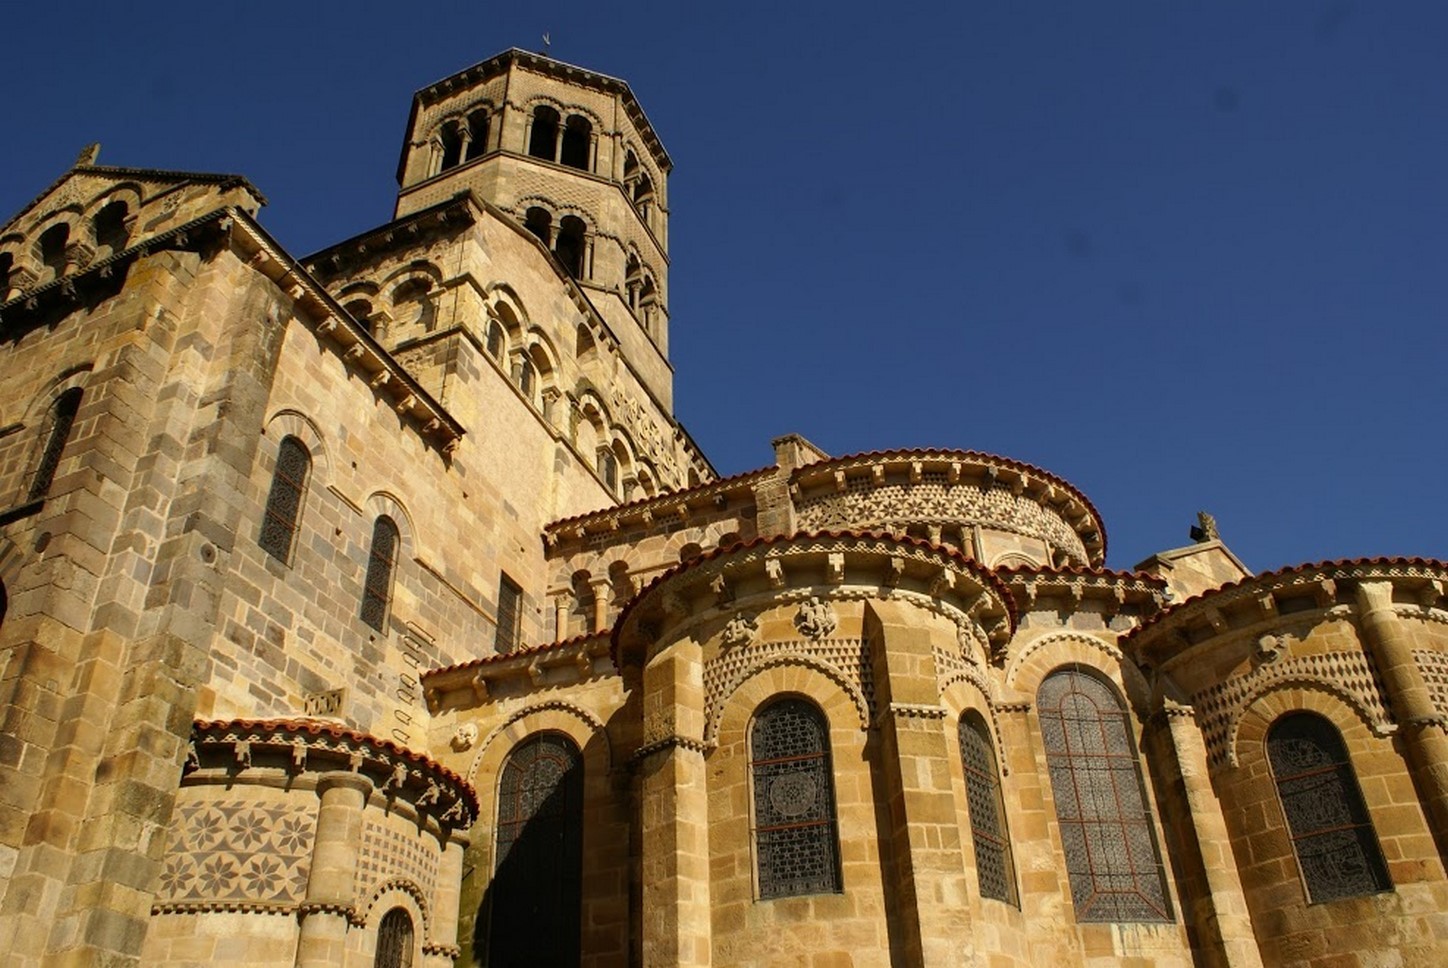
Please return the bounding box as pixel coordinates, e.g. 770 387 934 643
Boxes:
0 48 1445 968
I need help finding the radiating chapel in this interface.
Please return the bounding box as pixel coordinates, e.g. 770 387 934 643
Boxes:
0 48 1445 968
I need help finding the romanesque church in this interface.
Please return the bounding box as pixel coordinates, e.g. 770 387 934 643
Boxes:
1 48 1445 968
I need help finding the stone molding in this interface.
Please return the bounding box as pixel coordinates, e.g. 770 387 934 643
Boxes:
613 531 1015 669
467 698 610 780
189 718 478 831
1129 557 1448 661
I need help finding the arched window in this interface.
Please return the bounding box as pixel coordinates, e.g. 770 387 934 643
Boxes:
259 436 310 564
361 515 399 632
517 356 536 400
485 320 504 359
344 298 375 335
750 698 842 898
37 224 68 278
960 711 1017 905
28 387 83 502
0 251 13 295
528 106 561 161
1037 668 1171 922
524 207 552 246
555 216 586 279
374 907 414 968
597 449 617 492
487 733 583 967
92 200 129 255
466 110 490 161
439 120 463 171
560 115 591 170
1267 712 1391 903
624 254 642 310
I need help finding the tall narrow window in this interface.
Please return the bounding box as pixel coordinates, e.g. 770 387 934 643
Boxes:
555 216 586 279
488 733 583 967
361 516 399 632
485 321 504 359
1268 712 1391 904
466 110 490 161
37 224 68 279
528 106 561 161
28 387 83 501
439 121 463 171
560 115 592 170
1038 668 1171 922
374 907 414 968
93 200 129 255
960 711 1018 905
524 207 552 246
495 573 522 653
751 698 842 898
259 436 310 564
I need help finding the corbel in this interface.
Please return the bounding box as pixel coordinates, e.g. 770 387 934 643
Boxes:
1313 578 1338 609
928 567 953 599
1203 606 1227 634
871 464 885 486
470 672 489 703
885 557 905 587
764 556 785 588
833 469 847 493
826 552 845 584
1256 593 1278 619
1417 579 1443 608
948 461 961 484
1011 472 1028 496
910 461 923 484
710 573 733 605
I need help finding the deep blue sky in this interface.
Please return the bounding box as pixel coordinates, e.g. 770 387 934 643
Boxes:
4 2 1446 572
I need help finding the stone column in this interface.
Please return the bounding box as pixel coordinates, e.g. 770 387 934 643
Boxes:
590 578 612 634
1355 582 1448 862
295 772 372 968
553 592 571 642
638 636 711 967
423 831 469 968
867 600 973 967
1152 704 1264 968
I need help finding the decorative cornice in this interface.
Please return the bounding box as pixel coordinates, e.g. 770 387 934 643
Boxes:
543 465 772 544
226 211 465 454
1128 558 1448 662
612 531 1017 669
188 718 478 829
422 633 612 711
152 900 296 917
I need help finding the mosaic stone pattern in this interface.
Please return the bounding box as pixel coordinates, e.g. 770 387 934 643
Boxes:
704 637 873 738
359 817 439 902
158 800 315 903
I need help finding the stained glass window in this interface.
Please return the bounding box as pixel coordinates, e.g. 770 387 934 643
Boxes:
495 574 522 653
1268 712 1391 904
374 907 413 968
259 436 309 564
1037 668 1172 922
360 516 399 632
28 387 82 501
489 733 583 968
960 711 1017 905
751 698 842 899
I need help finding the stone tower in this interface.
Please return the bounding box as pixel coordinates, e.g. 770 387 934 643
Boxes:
393 49 674 410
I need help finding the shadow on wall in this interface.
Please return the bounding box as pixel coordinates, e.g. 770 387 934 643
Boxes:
475 733 584 967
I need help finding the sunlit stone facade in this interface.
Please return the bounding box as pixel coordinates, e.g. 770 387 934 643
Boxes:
1 48 1445 968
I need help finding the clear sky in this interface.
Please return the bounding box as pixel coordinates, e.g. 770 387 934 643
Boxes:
4 2 1446 572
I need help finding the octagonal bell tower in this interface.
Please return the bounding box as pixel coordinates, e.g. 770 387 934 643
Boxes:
394 48 673 408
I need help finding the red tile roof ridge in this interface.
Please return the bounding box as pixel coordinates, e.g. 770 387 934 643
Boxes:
791 447 1108 561
544 464 777 533
1126 555 1448 640
611 528 1019 665
192 717 476 804
423 631 608 680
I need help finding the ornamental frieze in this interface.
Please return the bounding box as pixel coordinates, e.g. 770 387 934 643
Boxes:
794 482 1088 563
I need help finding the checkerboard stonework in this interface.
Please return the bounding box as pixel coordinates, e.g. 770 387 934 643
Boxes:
1 47 1446 968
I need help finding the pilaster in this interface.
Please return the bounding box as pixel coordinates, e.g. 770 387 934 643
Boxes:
637 636 711 967
867 600 973 967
